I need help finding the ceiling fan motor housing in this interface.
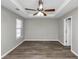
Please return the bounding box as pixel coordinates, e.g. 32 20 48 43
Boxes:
37 8 43 11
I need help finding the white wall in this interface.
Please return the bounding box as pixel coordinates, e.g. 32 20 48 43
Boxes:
1 6 25 57
58 18 64 45
58 8 78 55
24 18 59 41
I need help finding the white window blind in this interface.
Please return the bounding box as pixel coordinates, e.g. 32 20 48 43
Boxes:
16 19 23 39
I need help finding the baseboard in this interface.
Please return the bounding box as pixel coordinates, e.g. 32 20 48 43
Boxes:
71 49 78 56
58 40 64 46
58 40 78 56
24 39 58 41
1 40 24 58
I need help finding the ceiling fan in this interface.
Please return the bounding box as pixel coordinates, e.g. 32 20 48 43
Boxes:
25 0 55 16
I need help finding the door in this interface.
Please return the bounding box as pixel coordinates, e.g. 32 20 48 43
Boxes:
64 17 72 46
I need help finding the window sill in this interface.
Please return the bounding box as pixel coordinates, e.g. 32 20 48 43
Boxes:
16 36 23 40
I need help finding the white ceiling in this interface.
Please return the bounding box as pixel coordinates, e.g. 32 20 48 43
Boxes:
1 0 78 18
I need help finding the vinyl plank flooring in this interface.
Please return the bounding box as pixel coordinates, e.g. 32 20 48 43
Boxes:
2 41 77 59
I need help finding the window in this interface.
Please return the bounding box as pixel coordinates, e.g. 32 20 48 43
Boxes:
16 19 23 39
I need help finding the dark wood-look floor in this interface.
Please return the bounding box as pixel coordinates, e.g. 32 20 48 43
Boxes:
3 41 77 59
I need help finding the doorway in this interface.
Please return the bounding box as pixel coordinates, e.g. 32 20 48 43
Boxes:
64 16 72 46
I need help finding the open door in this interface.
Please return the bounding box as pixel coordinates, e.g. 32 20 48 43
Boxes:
64 17 72 46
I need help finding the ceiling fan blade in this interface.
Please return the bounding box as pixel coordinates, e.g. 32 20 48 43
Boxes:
44 9 55 12
33 12 38 16
42 12 47 16
25 8 37 11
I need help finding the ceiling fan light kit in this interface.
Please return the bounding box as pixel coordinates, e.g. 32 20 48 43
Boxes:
33 12 47 16
25 0 55 16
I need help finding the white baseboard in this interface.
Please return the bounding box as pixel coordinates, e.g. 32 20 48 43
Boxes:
1 40 24 58
58 40 78 56
71 49 78 56
24 39 58 41
58 40 64 46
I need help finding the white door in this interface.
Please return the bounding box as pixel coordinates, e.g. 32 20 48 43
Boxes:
64 17 72 46
66 19 71 46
